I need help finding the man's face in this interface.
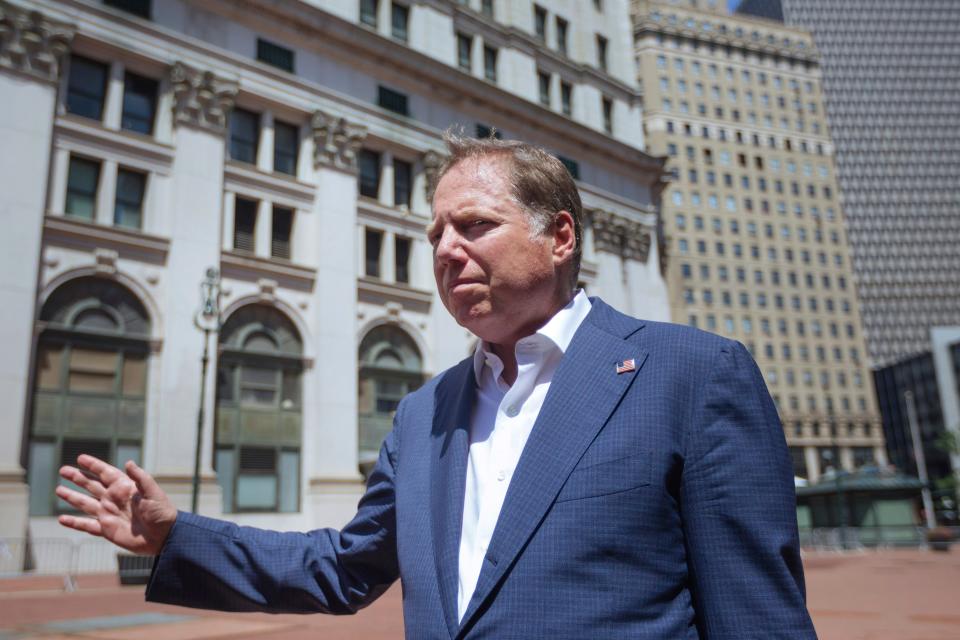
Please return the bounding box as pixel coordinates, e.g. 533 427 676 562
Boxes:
429 157 567 347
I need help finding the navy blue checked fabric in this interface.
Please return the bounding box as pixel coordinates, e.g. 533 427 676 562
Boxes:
147 298 817 639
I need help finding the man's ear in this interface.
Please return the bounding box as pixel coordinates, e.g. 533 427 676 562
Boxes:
552 211 576 265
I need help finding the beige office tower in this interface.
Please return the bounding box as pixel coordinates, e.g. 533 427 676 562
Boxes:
633 0 885 482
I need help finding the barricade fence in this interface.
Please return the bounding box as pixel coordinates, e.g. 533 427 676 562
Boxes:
799 525 933 551
0 537 152 589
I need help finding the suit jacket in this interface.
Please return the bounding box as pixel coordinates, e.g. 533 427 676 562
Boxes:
146 299 817 639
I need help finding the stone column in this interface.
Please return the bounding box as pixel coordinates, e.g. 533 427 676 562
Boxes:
149 61 237 515
305 110 369 527
587 209 655 318
0 1 73 545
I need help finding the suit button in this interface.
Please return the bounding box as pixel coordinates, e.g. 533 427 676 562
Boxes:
496 470 506 481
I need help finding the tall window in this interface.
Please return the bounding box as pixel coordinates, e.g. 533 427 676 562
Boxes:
65 156 101 220
596 35 608 72
480 0 493 18
233 196 258 252
358 326 422 475
394 159 412 208
555 17 568 56
229 108 260 164
395 236 411 284
602 97 613 134
121 72 157 135
391 2 409 41
28 278 150 515
538 71 551 107
271 206 293 259
359 149 381 199
114 168 146 229
360 0 378 26
560 81 572 116
216 305 303 513
365 228 383 278
483 45 497 82
534 5 547 42
273 120 299 176
66 55 108 120
457 33 472 71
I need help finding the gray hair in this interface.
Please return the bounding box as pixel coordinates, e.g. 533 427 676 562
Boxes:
436 130 583 290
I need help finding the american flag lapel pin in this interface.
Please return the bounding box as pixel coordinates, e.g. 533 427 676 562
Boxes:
616 358 636 374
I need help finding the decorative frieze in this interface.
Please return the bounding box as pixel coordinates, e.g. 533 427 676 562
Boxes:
422 149 445 202
311 110 366 171
168 61 238 134
0 2 73 83
589 209 653 263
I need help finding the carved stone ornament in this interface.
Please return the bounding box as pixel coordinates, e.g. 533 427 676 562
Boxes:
168 61 238 134
0 1 73 83
311 109 367 171
422 149 446 203
589 209 653 263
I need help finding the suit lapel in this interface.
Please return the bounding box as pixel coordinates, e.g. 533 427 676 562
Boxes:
457 305 648 634
430 359 476 639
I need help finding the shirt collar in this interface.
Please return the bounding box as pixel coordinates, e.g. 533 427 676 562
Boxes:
472 290 592 384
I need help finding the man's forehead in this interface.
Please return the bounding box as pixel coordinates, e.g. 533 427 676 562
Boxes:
432 155 512 210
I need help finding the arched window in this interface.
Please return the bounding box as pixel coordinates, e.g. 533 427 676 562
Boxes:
358 325 423 475
28 277 151 515
215 305 303 513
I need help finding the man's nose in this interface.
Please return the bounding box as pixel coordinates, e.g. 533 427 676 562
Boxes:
433 227 466 266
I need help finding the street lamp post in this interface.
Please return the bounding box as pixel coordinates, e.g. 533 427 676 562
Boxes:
191 268 221 514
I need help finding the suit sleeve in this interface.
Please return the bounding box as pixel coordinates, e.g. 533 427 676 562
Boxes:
680 340 817 639
144 405 403 614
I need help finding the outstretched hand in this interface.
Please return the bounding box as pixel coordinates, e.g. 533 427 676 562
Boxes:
57 455 177 556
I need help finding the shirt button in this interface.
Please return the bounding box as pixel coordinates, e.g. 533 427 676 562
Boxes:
497 470 506 481
505 405 519 417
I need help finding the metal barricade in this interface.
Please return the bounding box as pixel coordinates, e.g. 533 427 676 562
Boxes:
0 537 126 590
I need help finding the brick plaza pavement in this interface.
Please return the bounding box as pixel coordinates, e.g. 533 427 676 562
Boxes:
1 549 958 639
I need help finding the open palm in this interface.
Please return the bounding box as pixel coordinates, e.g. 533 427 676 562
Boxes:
57 454 176 556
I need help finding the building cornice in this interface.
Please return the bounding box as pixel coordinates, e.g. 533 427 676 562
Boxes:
223 161 316 209
357 276 434 309
42 214 171 264
220 250 317 292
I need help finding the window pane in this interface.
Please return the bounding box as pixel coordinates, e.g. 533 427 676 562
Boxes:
65 157 100 220
104 0 151 18
114 169 146 229
217 365 235 402
359 150 380 198
391 3 408 41
377 86 408 116
278 450 300 512
115 443 142 467
68 348 117 393
360 0 377 26
66 55 108 120
240 366 277 406
365 228 382 278
484 46 497 81
240 446 276 471
36 343 64 391
229 109 259 163
28 441 56 515
457 33 471 70
121 72 157 135
122 353 147 396
281 369 301 408
216 448 236 513
271 206 293 259
256 39 294 72
273 121 299 176
237 475 277 509
395 236 411 284
234 197 257 252
393 159 412 208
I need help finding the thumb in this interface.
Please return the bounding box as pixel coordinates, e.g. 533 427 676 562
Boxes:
125 460 162 499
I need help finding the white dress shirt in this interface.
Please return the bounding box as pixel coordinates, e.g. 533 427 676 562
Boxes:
457 291 592 621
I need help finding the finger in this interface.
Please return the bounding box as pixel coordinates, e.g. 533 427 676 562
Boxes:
55 485 103 516
77 454 123 484
59 465 107 499
58 514 104 537
125 460 163 499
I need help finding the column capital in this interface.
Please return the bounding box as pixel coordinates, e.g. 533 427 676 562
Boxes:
588 209 653 263
311 109 367 172
0 1 73 84
168 61 238 134
421 149 446 203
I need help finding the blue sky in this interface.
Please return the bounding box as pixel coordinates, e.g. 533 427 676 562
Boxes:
728 0 740 11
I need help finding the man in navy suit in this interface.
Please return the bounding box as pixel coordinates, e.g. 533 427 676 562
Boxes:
58 135 817 638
